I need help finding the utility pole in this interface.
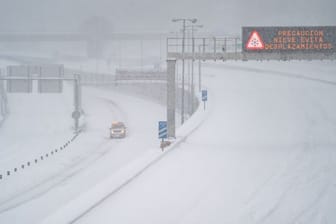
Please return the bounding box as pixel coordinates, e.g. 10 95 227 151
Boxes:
198 44 202 91
181 19 186 124
186 24 203 114
172 18 197 124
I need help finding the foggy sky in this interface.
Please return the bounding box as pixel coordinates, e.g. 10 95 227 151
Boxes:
0 0 335 35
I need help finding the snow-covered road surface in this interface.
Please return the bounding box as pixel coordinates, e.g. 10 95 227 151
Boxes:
0 82 165 223
1 59 336 224
73 61 336 224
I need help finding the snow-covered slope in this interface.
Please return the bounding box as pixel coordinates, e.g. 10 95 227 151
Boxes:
73 60 336 224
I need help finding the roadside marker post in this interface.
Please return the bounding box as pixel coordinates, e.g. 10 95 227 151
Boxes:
158 121 168 151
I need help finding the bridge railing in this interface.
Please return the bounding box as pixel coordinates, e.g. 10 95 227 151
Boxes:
167 36 242 58
115 69 166 81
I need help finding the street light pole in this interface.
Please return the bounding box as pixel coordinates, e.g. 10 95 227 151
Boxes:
172 18 197 124
186 24 203 114
181 19 186 124
198 45 202 92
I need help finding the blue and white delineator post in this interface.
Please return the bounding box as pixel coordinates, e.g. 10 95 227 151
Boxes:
158 121 168 150
158 121 168 139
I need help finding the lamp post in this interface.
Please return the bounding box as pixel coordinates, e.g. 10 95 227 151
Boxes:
198 44 202 92
172 18 197 124
185 24 203 114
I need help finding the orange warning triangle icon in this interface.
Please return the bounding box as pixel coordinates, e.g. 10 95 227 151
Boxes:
246 30 265 50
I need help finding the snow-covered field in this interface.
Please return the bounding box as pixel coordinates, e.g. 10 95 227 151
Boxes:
1 58 336 224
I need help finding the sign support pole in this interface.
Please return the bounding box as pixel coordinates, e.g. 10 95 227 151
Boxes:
73 74 81 133
167 59 176 138
198 58 201 91
161 138 164 151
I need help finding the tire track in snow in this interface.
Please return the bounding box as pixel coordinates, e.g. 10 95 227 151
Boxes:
289 99 336 224
217 64 336 223
246 97 336 224
0 94 126 213
205 64 336 87
67 92 210 224
0 135 113 213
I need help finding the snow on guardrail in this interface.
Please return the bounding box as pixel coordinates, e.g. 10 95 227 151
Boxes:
0 132 81 181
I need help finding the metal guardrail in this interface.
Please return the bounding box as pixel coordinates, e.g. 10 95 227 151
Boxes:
64 69 167 85
115 69 167 81
0 132 81 182
167 36 242 56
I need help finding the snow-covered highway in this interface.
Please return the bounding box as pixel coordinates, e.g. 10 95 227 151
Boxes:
1 60 336 224
73 61 336 224
0 76 166 223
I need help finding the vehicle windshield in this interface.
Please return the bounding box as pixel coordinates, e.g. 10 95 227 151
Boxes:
111 123 124 128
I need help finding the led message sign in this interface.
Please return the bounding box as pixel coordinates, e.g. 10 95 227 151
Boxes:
242 26 336 53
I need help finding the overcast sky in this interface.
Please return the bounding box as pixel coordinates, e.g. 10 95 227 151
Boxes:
0 0 335 35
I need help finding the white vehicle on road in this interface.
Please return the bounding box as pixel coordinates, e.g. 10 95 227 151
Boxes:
109 121 127 138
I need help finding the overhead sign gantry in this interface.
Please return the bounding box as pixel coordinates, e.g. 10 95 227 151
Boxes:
166 26 336 138
1 65 82 132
